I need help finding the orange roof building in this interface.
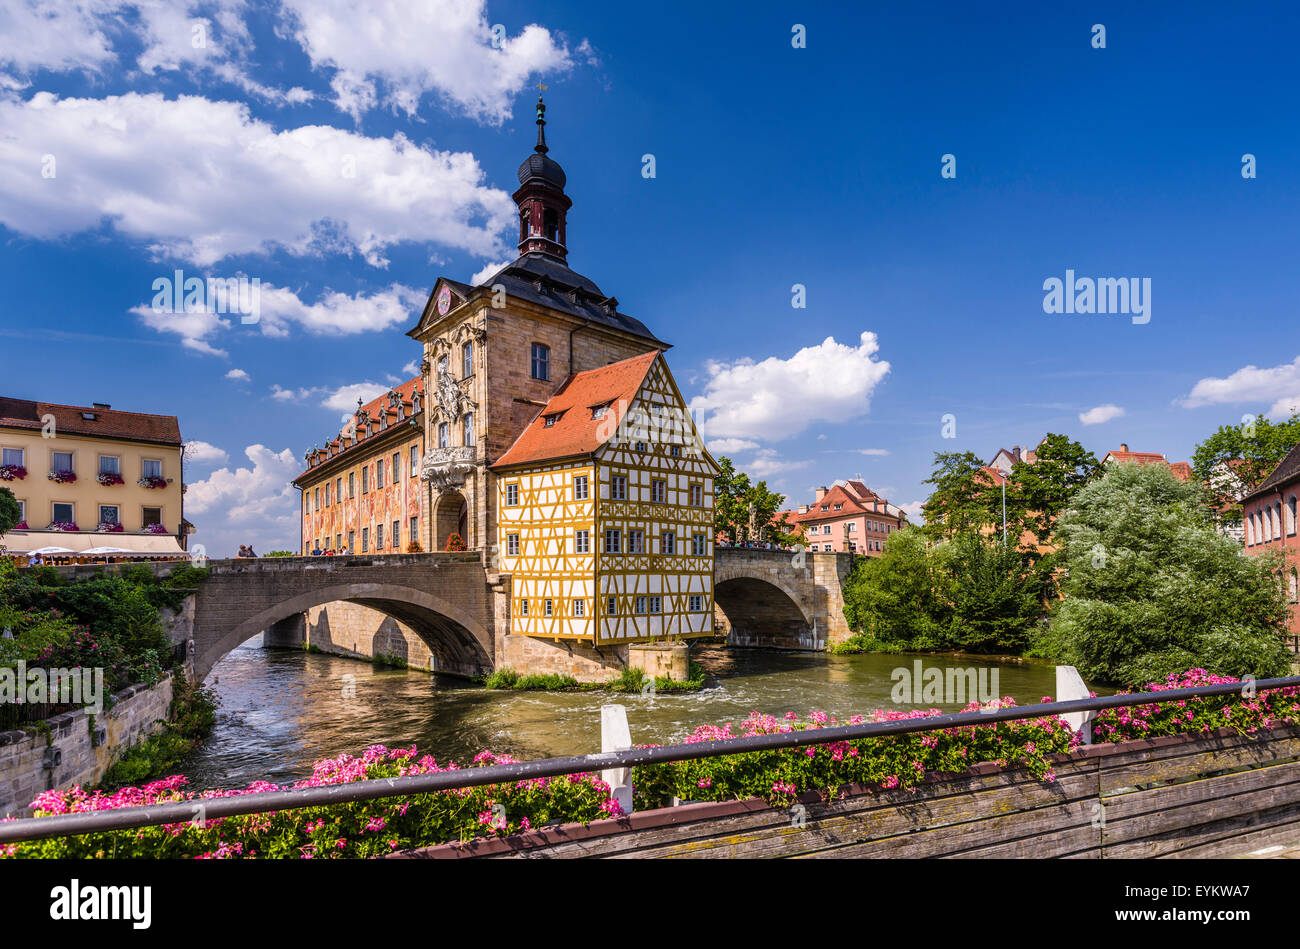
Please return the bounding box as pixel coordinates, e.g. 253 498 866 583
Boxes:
789 480 907 555
492 351 720 644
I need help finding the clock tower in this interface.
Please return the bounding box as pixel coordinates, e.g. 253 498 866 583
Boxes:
513 96 571 261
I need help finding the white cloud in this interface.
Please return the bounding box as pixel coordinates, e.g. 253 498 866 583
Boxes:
225 368 250 381
320 381 391 417
1078 404 1125 426
0 1 306 104
707 438 758 455
402 360 419 376
1183 356 1300 419
130 282 423 353
183 440 230 464
185 444 300 556
745 449 810 479
280 0 573 123
899 500 925 522
691 332 890 442
470 258 512 286
0 92 515 267
856 448 889 456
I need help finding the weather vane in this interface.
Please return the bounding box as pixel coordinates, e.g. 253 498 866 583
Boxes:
537 82 548 92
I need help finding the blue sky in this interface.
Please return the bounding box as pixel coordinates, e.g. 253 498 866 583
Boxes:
2 0 1300 554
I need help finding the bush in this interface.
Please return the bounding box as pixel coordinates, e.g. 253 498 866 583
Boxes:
1033 463 1291 687
97 678 219 789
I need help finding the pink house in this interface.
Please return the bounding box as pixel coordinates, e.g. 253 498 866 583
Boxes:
787 480 907 555
1241 443 1300 638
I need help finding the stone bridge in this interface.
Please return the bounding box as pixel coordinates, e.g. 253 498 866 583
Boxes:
713 548 853 650
50 548 856 682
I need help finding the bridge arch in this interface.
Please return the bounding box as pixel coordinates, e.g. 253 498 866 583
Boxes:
192 578 493 682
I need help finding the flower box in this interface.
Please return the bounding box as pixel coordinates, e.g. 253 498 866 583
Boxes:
0 464 26 481
49 521 79 532
14 520 27 530
137 476 168 490
140 523 168 534
97 472 125 486
96 522 125 533
48 470 77 484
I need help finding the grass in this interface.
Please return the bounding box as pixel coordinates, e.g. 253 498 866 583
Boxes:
371 652 409 670
482 659 707 694
95 678 218 790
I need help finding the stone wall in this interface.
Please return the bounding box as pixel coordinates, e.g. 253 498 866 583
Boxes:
0 675 174 818
300 602 446 673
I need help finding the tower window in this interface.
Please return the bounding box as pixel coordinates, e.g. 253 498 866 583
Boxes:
531 343 550 381
462 341 474 378
543 207 558 242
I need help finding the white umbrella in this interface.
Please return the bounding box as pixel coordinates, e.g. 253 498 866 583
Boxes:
28 546 76 555
82 546 133 555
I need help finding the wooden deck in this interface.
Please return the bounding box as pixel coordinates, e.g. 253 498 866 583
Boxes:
392 724 1300 858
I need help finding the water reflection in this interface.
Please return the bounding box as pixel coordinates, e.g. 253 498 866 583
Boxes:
181 641 1077 792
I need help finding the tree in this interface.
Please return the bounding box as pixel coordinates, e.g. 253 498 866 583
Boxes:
841 527 952 649
0 486 19 538
920 451 998 540
1191 412 1300 522
713 456 795 545
1034 462 1291 688
1006 433 1098 547
943 533 1052 653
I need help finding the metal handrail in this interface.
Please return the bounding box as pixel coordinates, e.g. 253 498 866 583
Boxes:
3 674 1299 845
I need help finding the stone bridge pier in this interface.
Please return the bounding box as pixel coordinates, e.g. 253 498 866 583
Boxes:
713 548 854 650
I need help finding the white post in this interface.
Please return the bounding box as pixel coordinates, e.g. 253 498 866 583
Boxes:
600 704 634 814
1055 665 1095 745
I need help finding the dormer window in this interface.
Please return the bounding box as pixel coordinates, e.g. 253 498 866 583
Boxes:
591 403 610 421
543 413 562 428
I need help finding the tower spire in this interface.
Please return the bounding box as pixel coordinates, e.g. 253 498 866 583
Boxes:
535 94 548 155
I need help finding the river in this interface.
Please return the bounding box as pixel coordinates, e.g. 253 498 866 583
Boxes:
178 639 1077 791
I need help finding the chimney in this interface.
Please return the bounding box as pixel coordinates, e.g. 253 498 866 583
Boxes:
93 402 111 410
815 486 827 501
1120 443 1128 453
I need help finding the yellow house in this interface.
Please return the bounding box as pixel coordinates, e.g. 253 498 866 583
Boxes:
0 397 188 558
493 351 718 644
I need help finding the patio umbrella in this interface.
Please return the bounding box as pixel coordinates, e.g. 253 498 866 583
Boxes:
82 546 133 555
28 546 76 555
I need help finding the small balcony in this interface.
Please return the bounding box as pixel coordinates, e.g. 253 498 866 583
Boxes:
421 446 477 491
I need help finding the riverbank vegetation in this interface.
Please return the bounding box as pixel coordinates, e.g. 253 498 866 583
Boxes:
482 660 706 694
7 670 1297 859
0 559 206 728
96 678 219 789
840 438 1293 689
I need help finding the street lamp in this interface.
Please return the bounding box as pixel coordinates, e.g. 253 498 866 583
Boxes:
1001 469 1008 549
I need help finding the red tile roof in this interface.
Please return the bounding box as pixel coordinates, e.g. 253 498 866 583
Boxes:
296 377 424 481
1104 449 1168 466
1168 461 1193 482
795 481 904 523
491 351 661 469
0 397 180 446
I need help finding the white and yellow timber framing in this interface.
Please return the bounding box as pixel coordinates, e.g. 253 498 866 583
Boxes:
496 355 719 645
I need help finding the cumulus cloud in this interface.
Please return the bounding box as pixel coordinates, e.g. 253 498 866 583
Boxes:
1183 356 1300 418
691 332 890 442
183 440 230 464
1079 404 1125 426
281 0 573 123
0 92 515 267
707 438 758 455
899 500 925 522
469 258 513 287
0 0 307 104
225 368 250 381
269 380 393 420
185 444 300 556
130 282 423 353
745 449 810 478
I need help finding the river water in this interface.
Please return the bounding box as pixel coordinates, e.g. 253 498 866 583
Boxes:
179 639 1074 791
